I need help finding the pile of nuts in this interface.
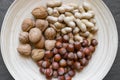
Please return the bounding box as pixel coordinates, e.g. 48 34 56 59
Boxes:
17 0 98 80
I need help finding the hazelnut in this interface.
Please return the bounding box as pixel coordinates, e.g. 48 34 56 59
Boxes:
83 47 91 56
59 48 67 55
44 27 56 40
91 39 98 46
45 51 53 58
59 59 67 67
42 61 51 68
19 32 29 44
17 44 31 56
63 35 69 43
45 68 53 78
74 62 81 70
81 39 89 47
22 18 35 32
32 6 48 19
52 48 58 55
53 71 58 78
67 44 74 52
67 60 74 66
45 40 56 50
37 60 43 67
55 41 62 49
74 54 78 61
52 62 59 70
31 49 45 61
36 19 48 32
68 52 74 60
65 74 72 80
68 70 75 77
56 36 63 42
29 28 42 43
74 42 81 50
89 45 95 53
54 54 61 62
34 36 45 49
40 67 45 74
77 51 84 59
58 76 65 80
58 67 65 75
80 58 88 66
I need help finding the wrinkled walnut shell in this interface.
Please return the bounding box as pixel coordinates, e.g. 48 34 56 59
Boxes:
45 40 56 50
19 32 29 44
32 6 48 19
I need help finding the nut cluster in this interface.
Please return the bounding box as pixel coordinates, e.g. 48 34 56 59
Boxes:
17 0 98 80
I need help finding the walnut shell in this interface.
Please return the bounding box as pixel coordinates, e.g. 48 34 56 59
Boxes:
45 40 56 50
36 19 48 32
29 28 42 43
17 44 31 56
32 6 48 19
19 32 29 44
31 49 45 61
34 36 45 49
22 18 35 32
44 27 56 40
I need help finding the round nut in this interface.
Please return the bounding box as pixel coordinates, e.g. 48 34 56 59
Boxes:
34 36 45 49
36 19 48 32
29 28 42 43
17 44 31 56
19 32 29 43
31 49 45 61
32 6 48 19
45 40 56 50
22 18 35 32
44 27 56 40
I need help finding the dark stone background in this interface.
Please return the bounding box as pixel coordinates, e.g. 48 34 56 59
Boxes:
0 0 120 80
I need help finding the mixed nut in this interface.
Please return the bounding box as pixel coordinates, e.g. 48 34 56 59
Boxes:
17 0 98 80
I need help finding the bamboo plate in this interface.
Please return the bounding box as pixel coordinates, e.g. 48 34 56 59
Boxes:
1 0 118 80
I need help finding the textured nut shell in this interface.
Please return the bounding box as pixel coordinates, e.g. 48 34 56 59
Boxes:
45 40 56 50
34 36 45 49
35 19 48 32
31 49 45 61
22 18 35 32
44 27 56 40
17 44 31 56
19 32 29 44
29 28 42 43
32 6 48 19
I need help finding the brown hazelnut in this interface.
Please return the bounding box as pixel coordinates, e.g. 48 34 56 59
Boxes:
58 67 65 76
83 47 91 56
58 76 65 80
63 35 69 43
80 58 88 66
42 61 51 68
52 62 59 70
37 60 43 67
54 54 61 62
53 71 58 78
91 39 98 46
63 43 68 48
74 54 78 61
68 70 75 77
17 44 31 56
81 39 89 47
63 53 68 59
59 48 67 55
68 52 74 60
22 18 35 32
56 36 63 42
40 67 46 74
45 40 56 50
59 59 67 67
44 27 56 40
31 49 45 61
45 51 53 58
19 32 29 44
55 41 62 49
74 62 81 70
36 19 48 32
67 44 74 52
89 45 95 53
29 28 42 43
74 42 81 50
32 6 48 19
67 60 74 66
77 51 84 59
45 68 53 79
52 48 58 55
65 74 72 80
34 36 45 49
